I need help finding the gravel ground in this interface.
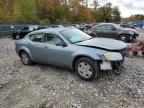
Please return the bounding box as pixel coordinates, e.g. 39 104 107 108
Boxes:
0 30 144 108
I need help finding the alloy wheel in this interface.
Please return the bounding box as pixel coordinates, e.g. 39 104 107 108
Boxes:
77 62 92 79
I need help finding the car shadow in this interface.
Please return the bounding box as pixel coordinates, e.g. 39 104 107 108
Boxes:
30 62 124 83
14 58 126 84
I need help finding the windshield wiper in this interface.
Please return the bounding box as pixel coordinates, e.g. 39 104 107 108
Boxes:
74 37 93 43
87 37 93 40
74 40 85 43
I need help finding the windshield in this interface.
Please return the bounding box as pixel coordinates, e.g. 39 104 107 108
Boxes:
60 29 92 43
113 23 123 29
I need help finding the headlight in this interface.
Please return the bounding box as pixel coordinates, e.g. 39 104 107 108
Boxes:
129 31 134 35
104 52 123 61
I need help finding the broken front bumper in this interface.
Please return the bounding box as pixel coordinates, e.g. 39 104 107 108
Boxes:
100 61 123 71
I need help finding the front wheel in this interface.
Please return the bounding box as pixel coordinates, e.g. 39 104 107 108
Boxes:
75 57 99 81
112 61 123 75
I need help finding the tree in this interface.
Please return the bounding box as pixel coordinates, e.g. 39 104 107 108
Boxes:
112 6 121 23
17 0 38 23
0 0 21 23
54 5 70 23
0 0 121 24
128 15 144 22
93 2 121 23
37 0 61 23
77 6 94 23
93 0 99 9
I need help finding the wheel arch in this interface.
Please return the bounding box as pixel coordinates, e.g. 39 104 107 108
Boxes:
72 55 100 71
19 49 26 56
18 47 34 61
118 33 130 42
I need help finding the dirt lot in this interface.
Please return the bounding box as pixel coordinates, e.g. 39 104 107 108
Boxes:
0 30 144 108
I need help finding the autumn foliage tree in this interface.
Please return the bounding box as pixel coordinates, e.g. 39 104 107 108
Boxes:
0 0 122 24
0 0 21 23
128 15 144 22
93 2 121 23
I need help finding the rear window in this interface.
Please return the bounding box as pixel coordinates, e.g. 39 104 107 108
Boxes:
29 33 44 43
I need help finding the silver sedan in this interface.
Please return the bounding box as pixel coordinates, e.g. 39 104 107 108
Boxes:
15 28 127 81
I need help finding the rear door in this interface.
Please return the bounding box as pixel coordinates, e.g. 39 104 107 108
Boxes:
28 33 49 63
92 25 103 37
100 25 117 39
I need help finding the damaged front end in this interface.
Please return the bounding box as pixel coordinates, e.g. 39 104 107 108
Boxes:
99 49 127 73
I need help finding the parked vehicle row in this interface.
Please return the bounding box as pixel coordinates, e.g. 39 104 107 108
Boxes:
120 21 144 29
87 23 139 43
12 25 39 39
10 23 139 43
15 28 127 81
130 21 144 29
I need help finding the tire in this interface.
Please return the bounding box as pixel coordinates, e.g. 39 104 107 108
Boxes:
112 61 123 75
20 51 33 65
133 51 138 56
75 57 99 81
141 48 144 56
118 34 127 42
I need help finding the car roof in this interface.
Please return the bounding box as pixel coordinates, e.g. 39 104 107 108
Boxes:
92 23 117 28
98 23 115 26
29 27 74 35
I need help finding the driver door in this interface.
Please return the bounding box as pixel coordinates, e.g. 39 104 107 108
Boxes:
100 25 117 39
43 33 71 66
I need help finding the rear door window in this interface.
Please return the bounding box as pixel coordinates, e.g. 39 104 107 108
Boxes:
101 25 114 31
30 33 45 43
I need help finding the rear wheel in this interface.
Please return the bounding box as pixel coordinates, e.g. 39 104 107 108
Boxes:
133 51 138 56
20 51 33 65
75 57 99 81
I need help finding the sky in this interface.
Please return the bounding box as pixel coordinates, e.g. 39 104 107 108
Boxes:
89 0 144 18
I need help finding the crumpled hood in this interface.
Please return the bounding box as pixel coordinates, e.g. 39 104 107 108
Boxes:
76 38 127 50
123 28 138 34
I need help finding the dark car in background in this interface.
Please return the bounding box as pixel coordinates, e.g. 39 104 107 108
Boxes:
119 23 132 28
12 25 38 39
79 23 92 32
88 23 139 43
130 21 144 28
47 25 64 28
0 25 15 38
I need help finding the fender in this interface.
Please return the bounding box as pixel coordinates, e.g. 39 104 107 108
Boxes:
70 49 106 69
18 46 34 61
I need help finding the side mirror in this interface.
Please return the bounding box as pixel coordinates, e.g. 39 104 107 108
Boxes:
56 41 67 47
